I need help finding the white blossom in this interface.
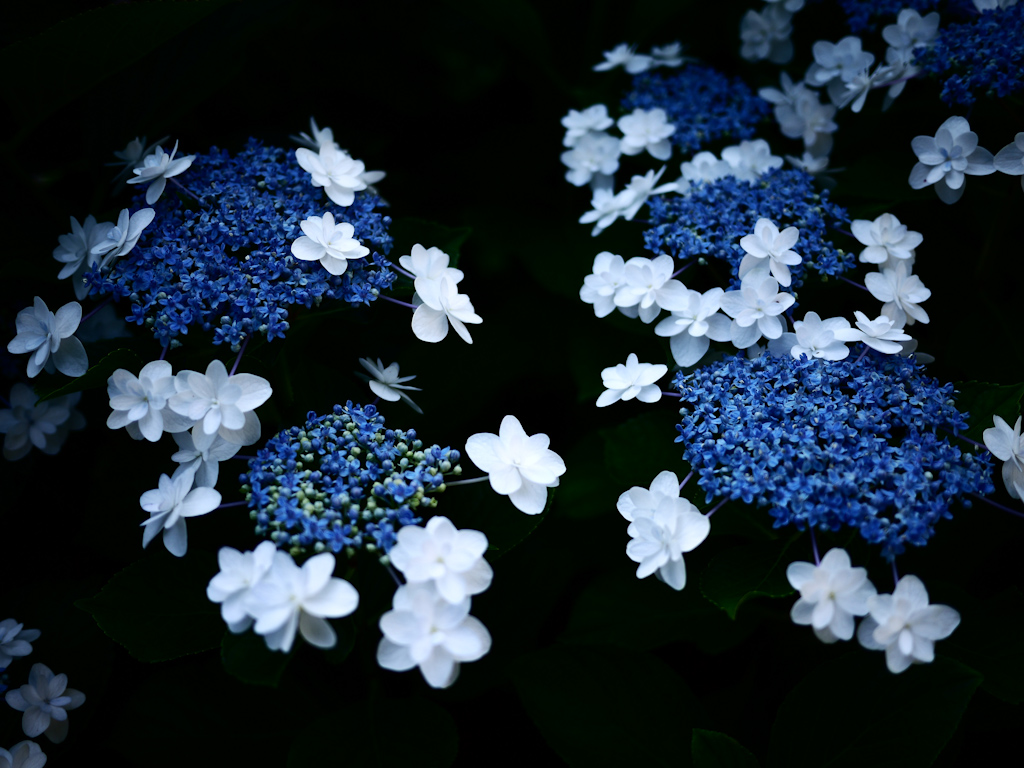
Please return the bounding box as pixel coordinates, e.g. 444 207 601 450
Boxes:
246 551 359 653
579 186 635 236
295 143 369 207
464 415 566 515
290 212 368 276
620 166 677 220
580 251 629 318
126 140 196 205
593 43 652 73
864 261 931 326
626 496 710 590
4 664 84 744
851 213 922 265
206 541 277 633
0 620 40 669
653 287 732 367
832 311 912 355
993 132 1024 192
52 215 111 300
7 298 87 379
398 244 465 306
740 5 794 64
290 117 338 151
171 425 242 488
89 208 156 268
377 583 491 689
972 0 1018 10
720 139 783 182
679 151 733 189
806 37 875 101
0 740 47 768
834 64 893 113
107 360 191 442
617 470 686 522
617 108 676 161
784 311 852 360
857 575 960 674
786 548 876 643
107 135 168 182
650 42 687 67
882 9 940 51
561 131 621 187
597 353 668 407
389 516 493 604
168 359 272 441
139 463 221 557
785 152 831 174
0 385 84 461
561 104 614 147
909 116 996 204
983 415 1024 500
613 254 688 324
720 272 796 349
411 276 482 345
356 358 422 414
738 217 802 287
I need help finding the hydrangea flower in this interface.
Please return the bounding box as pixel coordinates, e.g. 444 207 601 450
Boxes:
832 311 912 355
107 134 168 183
4 664 84 744
617 108 675 161
171 426 242 488
597 353 668 407
593 43 652 74
805 36 875 101
653 287 731 367
241 403 460 556
290 117 337 151
579 186 636 236
719 272 796 349
625 495 710 590
738 217 802 287
356 357 423 414
126 140 196 204
864 261 931 326
758 73 837 153
838 0 941 34
464 415 566 515
106 360 190 442
0 740 46 768
168 359 272 442
377 582 491 689
719 139 784 182
290 212 369 276
0 621 40 669
295 143 369 207
617 470 688 522
89 207 156 268
739 4 794 64
612 254 687 324
851 213 923 265
909 116 996 204
983 415 1024 499
882 8 940 52
7 298 87 379
139 463 222 557
561 104 614 147
786 548 876 643
994 132 1024 192
388 516 493 604
411 276 483 344
52 215 111 300
245 550 359 653
580 251 628 318
206 541 277 633
780 311 852 361
398 244 465 306
619 167 677 221
857 575 960 673
561 132 622 187
0 385 84 461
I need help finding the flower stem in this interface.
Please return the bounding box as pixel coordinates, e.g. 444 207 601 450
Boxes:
158 345 168 361
704 498 727 517
216 500 248 511
891 559 900 588
670 261 693 279
810 527 821 566
661 391 682 398
840 275 870 293
81 296 113 324
229 335 250 376
232 454 258 461
382 295 417 311
394 265 416 279
679 471 693 490
445 476 491 487
172 177 207 203
971 492 1024 519
855 346 869 364
385 563 404 587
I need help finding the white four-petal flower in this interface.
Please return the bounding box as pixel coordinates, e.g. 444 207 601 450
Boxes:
864 261 931 326
850 213 923 265
786 548 876 643
411 276 482 345
983 415 1024 500
290 212 369 276
357 358 423 414
7 298 88 379
909 116 995 204
126 140 196 204
596 353 668 407
626 496 710 591
389 516 493 604
738 218 802 288
0 620 40 669
4 664 85 744
295 144 371 207
206 541 277 633
139 463 221 557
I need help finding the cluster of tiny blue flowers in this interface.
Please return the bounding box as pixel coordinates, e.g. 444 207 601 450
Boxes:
85 139 395 348
622 66 770 155
673 352 994 559
915 3 1024 106
835 0 942 33
643 168 852 290
240 402 461 559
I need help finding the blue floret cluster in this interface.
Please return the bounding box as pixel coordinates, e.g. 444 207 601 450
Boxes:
836 0 943 33
643 168 853 290
622 66 770 155
85 139 395 348
673 352 994 559
240 402 461 558
915 3 1024 107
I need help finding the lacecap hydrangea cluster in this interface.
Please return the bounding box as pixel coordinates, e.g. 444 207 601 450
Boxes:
915 2 1024 107
240 402 461 559
674 352 994 559
86 139 395 348
644 168 852 290
622 66 770 156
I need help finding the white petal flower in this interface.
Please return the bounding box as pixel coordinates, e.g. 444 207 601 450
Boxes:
626 496 710 590
377 582 491 689
864 261 931 326
356 358 423 414
720 139 784 182
740 4 793 64
618 108 676 161
246 551 359 653
785 152 831 174
909 116 996 204
850 213 923 265
3 664 85 744
398 244 465 307
168 359 272 438
857 575 960 674
720 272 795 348
620 167 677 221
789 311 852 361
290 212 369 276
786 548 876 643
806 36 875 92
52 215 111 300
738 217 803 287
579 186 636 236
7 298 87 379
0 740 47 768
561 104 614 147
411 276 482 344
993 132 1024 193
295 144 368 207
832 311 912 354
0 620 41 669
617 470 686 522
983 415 1024 500
650 42 688 67
171 425 242 488
139 463 221 557
90 208 156 268
613 254 687 324
759 73 837 149
207 541 277 633
0 385 84 461
593 43 652 73
882 9 940 50
290 117 339 151
597 353 668 407
654 287 732 366
126 140 196 205
561 132 621 187
106 360 184 442
389 516 493 604
580 251 629 318
464 415 566 515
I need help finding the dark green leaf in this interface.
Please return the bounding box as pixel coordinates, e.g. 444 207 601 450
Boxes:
954 380 1024 444
701 537 798 620
511 644 698 767
36 347 141 402
944 587 1024 704
442 477 549 559
692 729 760 768
601 410 687 489
389 217 472 269
76 551 222 662
767 654 981 768
221 629 292 688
